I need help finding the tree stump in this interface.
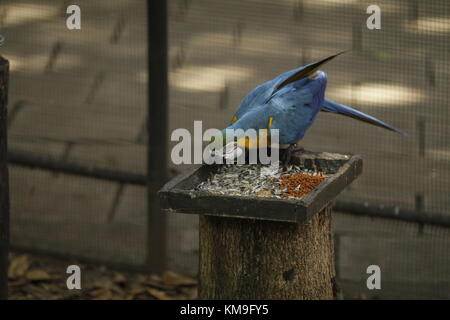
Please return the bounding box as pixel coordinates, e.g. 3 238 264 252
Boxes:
0 56 9 300
199 205 335 300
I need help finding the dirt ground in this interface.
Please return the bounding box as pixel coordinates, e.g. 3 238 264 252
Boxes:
7 251 197 300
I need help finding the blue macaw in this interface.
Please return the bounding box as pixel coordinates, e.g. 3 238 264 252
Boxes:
210 52 407 162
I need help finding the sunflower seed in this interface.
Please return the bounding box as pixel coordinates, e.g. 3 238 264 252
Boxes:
194 163 327 200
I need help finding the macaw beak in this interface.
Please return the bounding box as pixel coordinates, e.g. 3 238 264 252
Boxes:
206 132 243 162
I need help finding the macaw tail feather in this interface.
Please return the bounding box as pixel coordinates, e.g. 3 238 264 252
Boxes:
321 98 408 136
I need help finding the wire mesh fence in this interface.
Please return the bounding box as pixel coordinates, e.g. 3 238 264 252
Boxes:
3 0 149 270
1 0 449 299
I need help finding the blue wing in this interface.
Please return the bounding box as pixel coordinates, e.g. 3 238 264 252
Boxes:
233 53 344 121
233 71 295 120
269 72 327 144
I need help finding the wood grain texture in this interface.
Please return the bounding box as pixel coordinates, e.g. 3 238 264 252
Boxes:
199 205 335 300
0 56 9 300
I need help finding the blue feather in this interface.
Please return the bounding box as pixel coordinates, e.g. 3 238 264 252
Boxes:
321 99 408 136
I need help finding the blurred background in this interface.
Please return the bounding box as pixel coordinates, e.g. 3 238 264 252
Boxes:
1 0 449 299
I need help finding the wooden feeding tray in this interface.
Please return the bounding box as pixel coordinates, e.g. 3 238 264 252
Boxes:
159 151 362 223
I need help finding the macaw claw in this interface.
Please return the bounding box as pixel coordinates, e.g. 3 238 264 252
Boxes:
282 144 305 166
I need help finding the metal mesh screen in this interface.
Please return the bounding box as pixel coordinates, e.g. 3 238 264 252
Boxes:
3 0 148 268
167 0 450 298
2 0 450 299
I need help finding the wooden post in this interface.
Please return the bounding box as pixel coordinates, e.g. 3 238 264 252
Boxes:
199 205 335 300
159 152 362 300
147 0 168 273
0 56 9 300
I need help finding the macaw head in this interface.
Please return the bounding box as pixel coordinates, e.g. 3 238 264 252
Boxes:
205 109 274 163
205 129 243 163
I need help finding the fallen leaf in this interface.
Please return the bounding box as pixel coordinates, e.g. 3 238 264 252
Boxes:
8 255 30 279
8 278 28 287
90 288 113 300
162 271 197 287
146 275 172 290
147 288 173 300
179 286 198 299
148 274 162 282
24 283 53 299
129 284 147 295
113 272 126 284
26 269 51 281
91 278 114 290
